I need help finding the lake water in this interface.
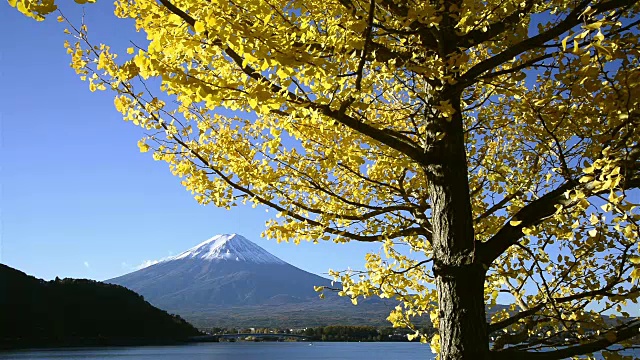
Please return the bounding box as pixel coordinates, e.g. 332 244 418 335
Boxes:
0 342 433 360
1 342 637 359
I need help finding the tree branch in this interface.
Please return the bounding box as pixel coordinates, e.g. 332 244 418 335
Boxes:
320 105 437 167
355 0 376 91
488 282 640 333
478 147 640 264
456 0 639 91
458 0 534 49
477 181 575 264
156 0 435 168
474 190 523 224
492 320 640 360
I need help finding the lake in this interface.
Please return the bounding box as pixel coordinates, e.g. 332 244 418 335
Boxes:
1 342 637 359
0 342 433 360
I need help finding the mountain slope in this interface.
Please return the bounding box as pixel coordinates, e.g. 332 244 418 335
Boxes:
108 234 336 310
0 264 201 349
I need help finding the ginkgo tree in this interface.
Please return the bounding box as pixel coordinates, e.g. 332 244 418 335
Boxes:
11 0 640 358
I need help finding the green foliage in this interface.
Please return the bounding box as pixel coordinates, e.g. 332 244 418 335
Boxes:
0 264 201 349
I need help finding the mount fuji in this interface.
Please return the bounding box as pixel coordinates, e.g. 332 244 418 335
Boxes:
108 234 335 308
107 234 391 327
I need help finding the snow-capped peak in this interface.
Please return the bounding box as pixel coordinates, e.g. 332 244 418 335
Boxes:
168 234 286 265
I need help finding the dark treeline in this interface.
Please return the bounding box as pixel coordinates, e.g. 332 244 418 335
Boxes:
0 264 201 349
306 325 386 341
206 325 436 342
305 325 436 341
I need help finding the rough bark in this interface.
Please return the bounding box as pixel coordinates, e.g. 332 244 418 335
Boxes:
435 264 489 360
426 94 489 359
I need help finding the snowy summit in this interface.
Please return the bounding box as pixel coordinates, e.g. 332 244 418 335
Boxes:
169 234 286 265
107 232 336 311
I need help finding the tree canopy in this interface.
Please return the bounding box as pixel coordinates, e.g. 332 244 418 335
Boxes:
0 264 200 349
11 0 640 358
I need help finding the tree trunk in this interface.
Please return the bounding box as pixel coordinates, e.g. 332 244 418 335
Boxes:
435 264 489 359
425 94 489 359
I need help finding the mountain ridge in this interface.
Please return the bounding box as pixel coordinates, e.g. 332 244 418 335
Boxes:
107 234 338 309
0 263 201 349
168 234 287 265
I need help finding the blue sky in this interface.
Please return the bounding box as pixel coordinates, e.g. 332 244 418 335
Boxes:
0 2 382 281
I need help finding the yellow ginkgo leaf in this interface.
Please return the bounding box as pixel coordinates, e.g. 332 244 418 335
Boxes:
194 21 205 33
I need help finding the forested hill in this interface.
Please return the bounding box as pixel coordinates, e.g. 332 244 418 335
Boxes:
0 264 201 349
